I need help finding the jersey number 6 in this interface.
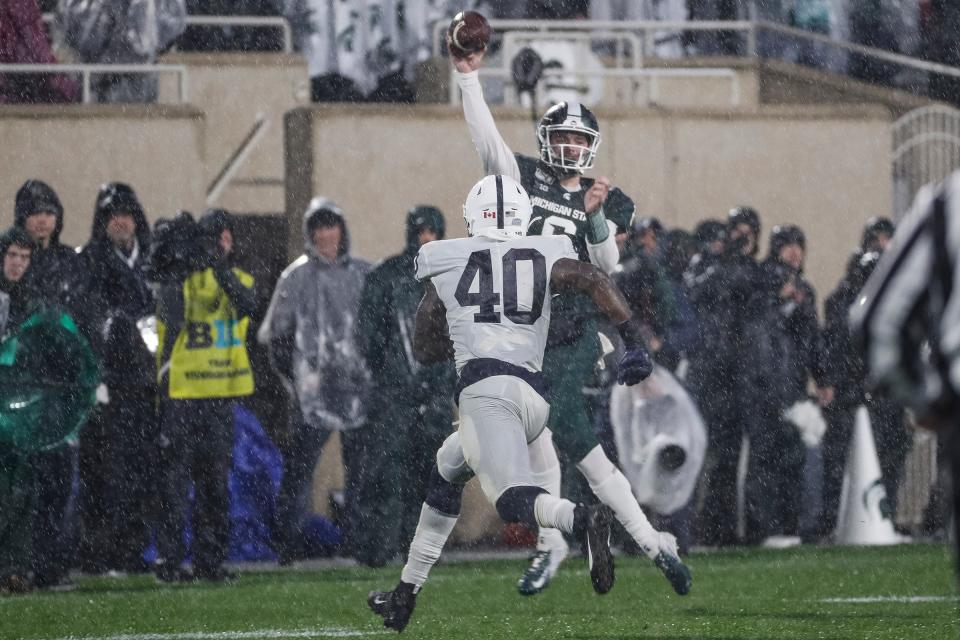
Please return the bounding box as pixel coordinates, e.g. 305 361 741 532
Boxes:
454 248 547 325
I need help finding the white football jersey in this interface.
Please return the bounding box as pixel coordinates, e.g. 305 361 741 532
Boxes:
415 234 577 373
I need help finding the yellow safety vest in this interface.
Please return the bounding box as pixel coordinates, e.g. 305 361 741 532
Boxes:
158 267 254 399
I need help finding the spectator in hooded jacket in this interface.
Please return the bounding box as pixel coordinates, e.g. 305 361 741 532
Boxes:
351 206 455 567
75 183 156 574
259 198 371 564
14 179 84 590
615 217 677 360
810 228 908 542
153 208 257 583
685 207 764 546
741 225 825 545
0 227 37 337
0 226 37 596
763 225 828 405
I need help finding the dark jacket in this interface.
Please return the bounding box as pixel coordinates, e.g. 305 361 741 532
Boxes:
77 183 154 390
762 257 824 391
685 249 762 381
747 261 821 408
13 180 85 312
354 207 454 401
822 251 880 407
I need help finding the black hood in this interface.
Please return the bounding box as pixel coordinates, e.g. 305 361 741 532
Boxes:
405 205 445 252
14 180 64 244
90 182 151 252
199 208 234 237
0 227 36 293
767 224 806 261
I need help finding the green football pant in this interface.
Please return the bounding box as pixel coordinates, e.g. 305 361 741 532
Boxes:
543 328 603 464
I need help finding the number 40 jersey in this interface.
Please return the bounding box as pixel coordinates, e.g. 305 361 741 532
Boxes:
415 234 577 374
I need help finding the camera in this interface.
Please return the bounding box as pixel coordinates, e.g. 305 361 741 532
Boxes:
146 211 218 282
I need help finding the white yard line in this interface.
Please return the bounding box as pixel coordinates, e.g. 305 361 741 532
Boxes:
820 595 958 604
42 629 387 640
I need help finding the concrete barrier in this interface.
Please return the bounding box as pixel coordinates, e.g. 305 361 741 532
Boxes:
285 102 892 300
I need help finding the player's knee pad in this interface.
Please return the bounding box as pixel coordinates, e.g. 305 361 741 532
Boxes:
436 431 474 485
495 486 546 528
425 465 464 516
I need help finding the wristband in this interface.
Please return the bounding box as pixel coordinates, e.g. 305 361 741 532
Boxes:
586 209 609 245
617 318 645 349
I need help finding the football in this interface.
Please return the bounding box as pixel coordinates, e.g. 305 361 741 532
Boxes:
447 11 492 57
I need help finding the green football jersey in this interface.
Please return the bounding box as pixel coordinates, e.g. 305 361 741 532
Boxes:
518 154 635 260
516 154 635 344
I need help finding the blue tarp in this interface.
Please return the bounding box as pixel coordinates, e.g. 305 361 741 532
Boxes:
144 404 341 564
227 404 283 561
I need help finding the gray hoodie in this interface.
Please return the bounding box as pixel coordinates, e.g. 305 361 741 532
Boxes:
258 198 371 431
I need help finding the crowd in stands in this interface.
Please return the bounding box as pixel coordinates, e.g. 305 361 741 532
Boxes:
0 173 948 595
2 1 960 105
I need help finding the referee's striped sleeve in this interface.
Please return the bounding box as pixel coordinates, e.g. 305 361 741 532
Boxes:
850 172 960 413
933 175 960 395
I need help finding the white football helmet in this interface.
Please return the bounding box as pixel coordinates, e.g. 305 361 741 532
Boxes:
463 174 532 240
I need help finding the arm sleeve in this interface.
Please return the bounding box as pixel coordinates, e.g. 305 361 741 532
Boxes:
214 263 258 319
354 270 389 370
414 245 432 281
585 219 620 274
456 70 521 181
258 273 296 343
155 281 184 366
258 275 296 381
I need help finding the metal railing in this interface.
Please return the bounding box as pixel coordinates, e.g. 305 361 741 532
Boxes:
753 20 960 81
0 63 188 103
207 112 270 206
433 18 960 92
41 13 293 54
892 105 960 218
431 19 757 59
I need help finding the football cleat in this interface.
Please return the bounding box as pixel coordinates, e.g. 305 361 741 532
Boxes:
368 581 418 633
516 546 568 596
653 533 692 595
577 504 615 595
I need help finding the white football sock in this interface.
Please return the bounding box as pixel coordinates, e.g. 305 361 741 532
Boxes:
528 430 568 554
400 503 458 587
533 493 576 534
576 445 660 559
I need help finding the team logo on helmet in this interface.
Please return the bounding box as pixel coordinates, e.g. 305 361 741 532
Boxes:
537 101 601 174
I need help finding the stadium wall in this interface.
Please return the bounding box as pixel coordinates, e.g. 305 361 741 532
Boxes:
0 105 206 248
159 52 309 214
286 103 892 302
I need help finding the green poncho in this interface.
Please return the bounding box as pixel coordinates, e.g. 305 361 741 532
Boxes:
0 309 98 454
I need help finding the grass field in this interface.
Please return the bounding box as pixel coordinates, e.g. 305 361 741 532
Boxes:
1 544 957 640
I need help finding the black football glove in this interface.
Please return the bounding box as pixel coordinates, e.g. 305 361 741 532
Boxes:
616 319 653 385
